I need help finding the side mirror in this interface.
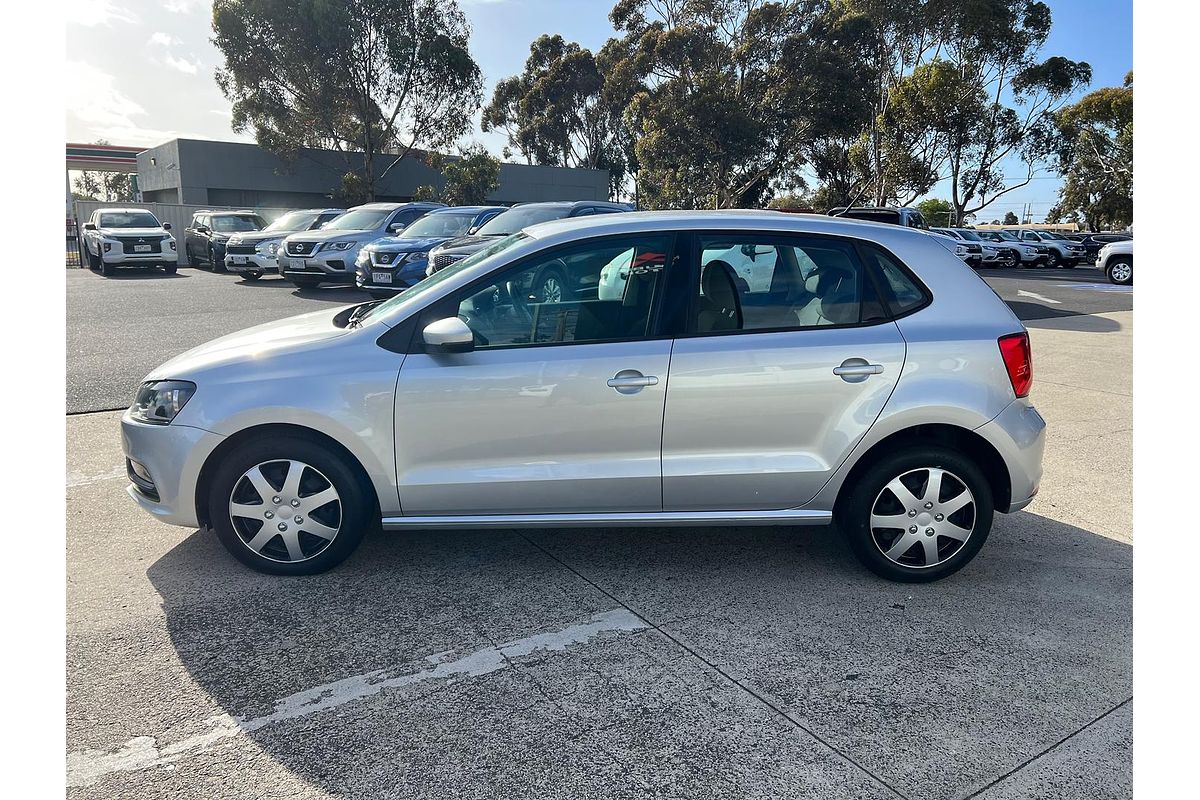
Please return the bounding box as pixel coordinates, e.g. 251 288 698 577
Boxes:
389 222 407 233
196 225 209 233
162 223 172 231
467 226 479 235
83 222 96 231
422 317 474 354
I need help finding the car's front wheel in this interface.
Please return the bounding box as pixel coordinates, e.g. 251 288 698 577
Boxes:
242 271 262 281
840 446 993 582
290 275 323 290
1046 250 1061 268
1107 257 1133 285
163 264 177 274
207 435 372 575
210 247 226 273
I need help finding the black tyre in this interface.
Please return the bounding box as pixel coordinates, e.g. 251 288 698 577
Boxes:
1046 250 1061 268
185 245 196 268
211 247 226 273
100 258 114 277
840 446 994 583
366 289 395 301
243 271 262 281
207 435 373 575
163 264 178 274
87 247 100 270
290 275 323 290
1002 251 1018 269
1107 256 1132 285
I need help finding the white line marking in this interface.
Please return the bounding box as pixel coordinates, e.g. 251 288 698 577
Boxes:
66 466 127 488
66 608 647 787
1016 289 1062 305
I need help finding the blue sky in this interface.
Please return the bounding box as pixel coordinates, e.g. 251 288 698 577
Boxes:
65 0 1130 220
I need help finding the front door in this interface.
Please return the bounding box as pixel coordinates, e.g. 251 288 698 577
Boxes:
661 233 907 511
394 234 675 516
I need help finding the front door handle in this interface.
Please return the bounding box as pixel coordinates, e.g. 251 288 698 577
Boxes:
607 369 659 394
833 359 884 383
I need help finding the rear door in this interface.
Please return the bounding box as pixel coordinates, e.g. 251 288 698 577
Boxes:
661 232 907 511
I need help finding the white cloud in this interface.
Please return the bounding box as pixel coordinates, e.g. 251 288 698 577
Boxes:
66 0 138 27
147 32 180 47
163 54 202 75
65 61 146 131
164 0 210 13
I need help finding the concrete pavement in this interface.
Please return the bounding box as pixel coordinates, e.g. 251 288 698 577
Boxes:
65 313 1132 799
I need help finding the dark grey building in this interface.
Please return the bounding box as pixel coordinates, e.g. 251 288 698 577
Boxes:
135 139 610 207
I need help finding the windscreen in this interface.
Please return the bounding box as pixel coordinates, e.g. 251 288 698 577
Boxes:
264 211 321 232
210 215 263 232
400 213 476 239
476 206 570 236
99 212 161 228
322 208 391 231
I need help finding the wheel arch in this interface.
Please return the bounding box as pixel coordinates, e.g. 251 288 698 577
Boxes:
194 423 380 529
833 423 1011 516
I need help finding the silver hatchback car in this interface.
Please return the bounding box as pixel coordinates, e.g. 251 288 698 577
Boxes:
122 211 1044 582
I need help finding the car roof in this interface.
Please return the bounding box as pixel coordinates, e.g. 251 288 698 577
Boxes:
427 205 506 214
350 201 447 211
208 210 264 217
97 207 155 214
511 200 629 211
522 209 939 245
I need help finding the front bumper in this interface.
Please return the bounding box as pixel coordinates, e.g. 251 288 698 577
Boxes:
121 410 225 528
974 398 1046 513
101 249 178 266
280 247 359 284
225 252 278 273
355 258 429 293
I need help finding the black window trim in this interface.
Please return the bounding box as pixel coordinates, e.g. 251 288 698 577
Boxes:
674 228 930 340
394 230 683 355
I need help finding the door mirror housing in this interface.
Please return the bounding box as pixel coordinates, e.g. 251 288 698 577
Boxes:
196 225 209 234
467 226 479 235
83 222 96 231
422 317 474 354
162 223 172 231
389 222 407 233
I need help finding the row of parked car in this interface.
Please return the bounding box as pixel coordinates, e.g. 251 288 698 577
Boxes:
81 201 1133 289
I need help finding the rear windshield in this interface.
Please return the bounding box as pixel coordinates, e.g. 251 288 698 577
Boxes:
99 212 161 228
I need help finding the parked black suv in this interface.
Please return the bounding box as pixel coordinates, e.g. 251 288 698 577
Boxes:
184 211 266 272
1074 232 1132 263
426 201 633 275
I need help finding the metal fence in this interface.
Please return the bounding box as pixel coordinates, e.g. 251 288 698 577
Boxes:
68 201 294 268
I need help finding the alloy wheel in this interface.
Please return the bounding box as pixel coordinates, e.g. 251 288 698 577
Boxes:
869 467 975 569
1110 261 1132 283
540 275 563 303
228 459 342 563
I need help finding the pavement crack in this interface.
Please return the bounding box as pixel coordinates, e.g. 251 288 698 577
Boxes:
959 697 1132 800
517 533 912 800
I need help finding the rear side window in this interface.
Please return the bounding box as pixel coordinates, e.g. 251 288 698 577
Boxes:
860 246 927 317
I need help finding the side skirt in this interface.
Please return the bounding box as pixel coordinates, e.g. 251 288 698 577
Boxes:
381 509 833 530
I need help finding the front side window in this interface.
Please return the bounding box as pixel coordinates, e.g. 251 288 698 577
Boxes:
453 235 670 349
692 236 862 333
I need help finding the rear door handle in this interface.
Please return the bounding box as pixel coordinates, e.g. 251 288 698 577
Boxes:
833 359 884 383
607 369 659 394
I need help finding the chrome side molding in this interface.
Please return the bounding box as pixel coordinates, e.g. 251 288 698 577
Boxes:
381 508 833 530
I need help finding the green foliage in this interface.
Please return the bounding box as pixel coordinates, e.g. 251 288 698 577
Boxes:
212 0 482 200
483 35 629 198
767 192 814 210
1003 211 1019 225
72 140 134 202
429 145 502 206
1045 73 1132 229
915 198 953 227
604 0 874 209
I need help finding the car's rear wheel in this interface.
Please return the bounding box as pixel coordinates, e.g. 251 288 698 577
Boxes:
1107 257 1133 285
840 446 993 582
207 435 371 575
290 275 323 290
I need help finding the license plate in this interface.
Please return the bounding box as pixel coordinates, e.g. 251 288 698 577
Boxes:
232 256 247 265
287 258 306 269
372 272 393 284
134 245 151 253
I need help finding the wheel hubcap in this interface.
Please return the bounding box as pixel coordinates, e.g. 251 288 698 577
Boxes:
869 467 975 569
228 459 342 563
1112 263 1131 281
541 277 562 303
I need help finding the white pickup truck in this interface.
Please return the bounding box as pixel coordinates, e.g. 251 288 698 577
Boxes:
82 208 178 277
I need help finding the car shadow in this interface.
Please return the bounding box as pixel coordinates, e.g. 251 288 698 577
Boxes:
290 286 373 303
92 269 187 280
143 510 1130 797
1004 301 1123 331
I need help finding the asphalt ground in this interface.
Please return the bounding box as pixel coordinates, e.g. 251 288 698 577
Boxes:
65 262 1132 414
65 257 1132 797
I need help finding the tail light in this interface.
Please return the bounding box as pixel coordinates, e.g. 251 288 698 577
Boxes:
998 332 1032 398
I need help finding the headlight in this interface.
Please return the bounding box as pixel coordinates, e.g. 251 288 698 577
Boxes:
955 245 968 255
129 380 196 425
407 251 429 262
355 250 372 267
321 240 355 252
257 240 280 255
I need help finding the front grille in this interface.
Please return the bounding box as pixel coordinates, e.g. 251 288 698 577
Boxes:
287 241 317 256
116 237 162 254
432 252 463 271
373 252 397 265
965 244 983 254
226 245 256 255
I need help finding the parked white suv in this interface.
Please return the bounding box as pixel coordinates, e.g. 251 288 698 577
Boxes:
1098 239 1133 285
82 208 178 276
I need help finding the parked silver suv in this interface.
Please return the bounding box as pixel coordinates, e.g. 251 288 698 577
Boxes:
121 211 1044 582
